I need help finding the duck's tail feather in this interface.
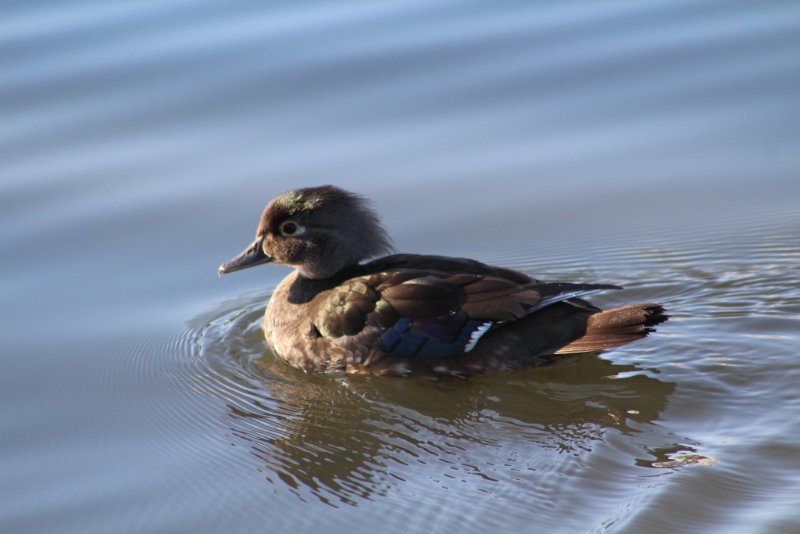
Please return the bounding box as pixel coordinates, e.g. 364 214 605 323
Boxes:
555 303 668 354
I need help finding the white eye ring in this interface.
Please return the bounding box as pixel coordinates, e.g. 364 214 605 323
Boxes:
279 220 305 236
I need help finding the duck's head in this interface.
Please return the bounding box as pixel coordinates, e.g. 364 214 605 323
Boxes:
218 185 393 279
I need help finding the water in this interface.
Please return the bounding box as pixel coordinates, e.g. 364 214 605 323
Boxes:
2 0 799 532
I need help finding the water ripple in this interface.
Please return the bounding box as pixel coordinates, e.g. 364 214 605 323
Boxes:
7 0 797 530
145 286 687 514
155 200 800 516
103 191 800 528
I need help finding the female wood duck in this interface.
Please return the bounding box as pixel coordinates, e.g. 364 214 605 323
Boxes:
219 186 667 378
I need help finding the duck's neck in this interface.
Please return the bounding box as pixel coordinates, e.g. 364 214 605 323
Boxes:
284 264 361 304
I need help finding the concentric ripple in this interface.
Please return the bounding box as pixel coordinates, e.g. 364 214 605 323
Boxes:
150 286 694 518
125 196 800 526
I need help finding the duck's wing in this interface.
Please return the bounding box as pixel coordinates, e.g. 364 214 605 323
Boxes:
307 266 620 359
363 253 537 284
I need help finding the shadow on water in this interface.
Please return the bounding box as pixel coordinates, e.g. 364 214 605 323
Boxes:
188 293 679 507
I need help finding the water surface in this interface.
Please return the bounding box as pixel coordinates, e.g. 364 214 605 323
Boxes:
2 1 799 532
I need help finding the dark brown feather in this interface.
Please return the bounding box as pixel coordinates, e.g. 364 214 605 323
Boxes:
554 303 668 354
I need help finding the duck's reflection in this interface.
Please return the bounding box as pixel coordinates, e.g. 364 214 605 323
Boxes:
219 349 676 507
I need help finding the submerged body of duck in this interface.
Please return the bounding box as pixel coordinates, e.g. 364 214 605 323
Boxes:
219 186 666 377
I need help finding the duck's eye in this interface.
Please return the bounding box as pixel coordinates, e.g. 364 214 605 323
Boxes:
279 220 304 236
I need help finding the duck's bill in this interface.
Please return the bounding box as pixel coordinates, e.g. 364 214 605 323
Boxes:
218 238 272 276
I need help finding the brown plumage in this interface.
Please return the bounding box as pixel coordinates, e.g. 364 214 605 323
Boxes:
219 186 668 377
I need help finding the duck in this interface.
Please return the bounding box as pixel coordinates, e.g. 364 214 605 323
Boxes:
219 185 667 378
